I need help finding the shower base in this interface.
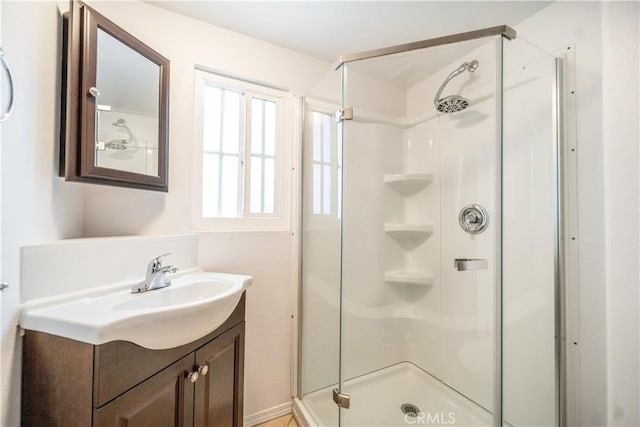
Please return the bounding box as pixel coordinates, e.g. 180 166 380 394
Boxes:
295 362 492 427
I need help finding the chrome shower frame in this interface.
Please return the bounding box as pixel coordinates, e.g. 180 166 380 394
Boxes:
332 25 515 70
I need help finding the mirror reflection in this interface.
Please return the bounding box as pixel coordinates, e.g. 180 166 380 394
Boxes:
95 29 160 177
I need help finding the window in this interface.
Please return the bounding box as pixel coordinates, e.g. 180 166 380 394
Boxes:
309 108 341 219
312 112 332 215
194 70 293 230
201 86 242 217
250 98 277 214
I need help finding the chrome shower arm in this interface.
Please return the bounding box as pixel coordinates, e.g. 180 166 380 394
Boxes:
122 124 134 142
433 62 469 105
434 69 462 105
433 60 479 107
113 118 134 143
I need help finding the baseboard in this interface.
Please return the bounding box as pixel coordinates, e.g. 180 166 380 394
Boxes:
244 401 293 426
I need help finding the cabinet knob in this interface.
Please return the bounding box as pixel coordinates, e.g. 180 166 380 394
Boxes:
187 371 199 383
88 87 100 98
198 365 209 376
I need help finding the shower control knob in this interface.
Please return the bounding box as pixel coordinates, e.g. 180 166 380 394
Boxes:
197 365 209 376
187 371 199 383
466 213 480 224
459 204 489 235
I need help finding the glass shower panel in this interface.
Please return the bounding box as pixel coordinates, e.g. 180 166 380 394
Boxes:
339 37 501 427
437 38 500 421
299 67 343 426
502 38 559 426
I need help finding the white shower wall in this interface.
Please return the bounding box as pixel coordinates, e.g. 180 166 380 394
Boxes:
402 40 499 413
404 117 443 381
341 119 407 380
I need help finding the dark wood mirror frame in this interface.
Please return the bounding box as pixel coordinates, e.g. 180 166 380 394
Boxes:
60 1 170 192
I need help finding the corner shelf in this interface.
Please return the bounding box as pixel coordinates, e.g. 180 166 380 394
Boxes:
384 173 433 195
384 270 434 286
384 222 434 238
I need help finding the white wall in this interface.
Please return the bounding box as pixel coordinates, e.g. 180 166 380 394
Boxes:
20 234 197 302
198 232 296 419
0 3 86 426
602 2 640 426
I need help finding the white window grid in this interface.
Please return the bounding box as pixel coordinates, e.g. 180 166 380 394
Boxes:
193 69 293 232
202 85 245 217
247 96 278 216
308 108 342 219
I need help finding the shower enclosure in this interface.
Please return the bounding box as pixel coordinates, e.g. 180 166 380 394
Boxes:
298 26 561 427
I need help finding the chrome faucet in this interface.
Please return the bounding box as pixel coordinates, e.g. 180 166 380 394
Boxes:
131 253 178 293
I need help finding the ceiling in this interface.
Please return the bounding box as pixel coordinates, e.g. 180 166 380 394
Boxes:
149 1 552 63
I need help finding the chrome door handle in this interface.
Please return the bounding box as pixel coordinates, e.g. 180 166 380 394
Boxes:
454 259 488 271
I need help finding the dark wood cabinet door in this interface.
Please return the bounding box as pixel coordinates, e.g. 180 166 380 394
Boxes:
194 323 245 427
95 354 195 427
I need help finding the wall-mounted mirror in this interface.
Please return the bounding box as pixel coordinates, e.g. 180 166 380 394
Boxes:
61 1 170 191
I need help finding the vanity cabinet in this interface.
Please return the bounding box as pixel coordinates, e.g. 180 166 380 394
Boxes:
95 353 195 426
22 294 245 427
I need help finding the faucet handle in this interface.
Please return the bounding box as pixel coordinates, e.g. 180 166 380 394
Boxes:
147 253 171 274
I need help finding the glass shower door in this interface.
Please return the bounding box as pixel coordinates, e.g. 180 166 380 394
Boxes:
299 100 342 426
502 38 560 427
337 37 502 427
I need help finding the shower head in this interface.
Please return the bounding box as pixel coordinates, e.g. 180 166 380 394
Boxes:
105 139 128 150
434 60 479 113
112 118 127 127
435 95 470 113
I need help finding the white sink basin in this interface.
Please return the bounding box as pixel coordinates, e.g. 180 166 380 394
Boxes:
19 268 252 349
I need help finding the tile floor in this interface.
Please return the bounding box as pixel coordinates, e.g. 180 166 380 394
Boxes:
254 413 299 427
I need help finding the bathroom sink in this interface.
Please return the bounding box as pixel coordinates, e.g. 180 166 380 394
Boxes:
19 269 252 349
112 279 236 311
